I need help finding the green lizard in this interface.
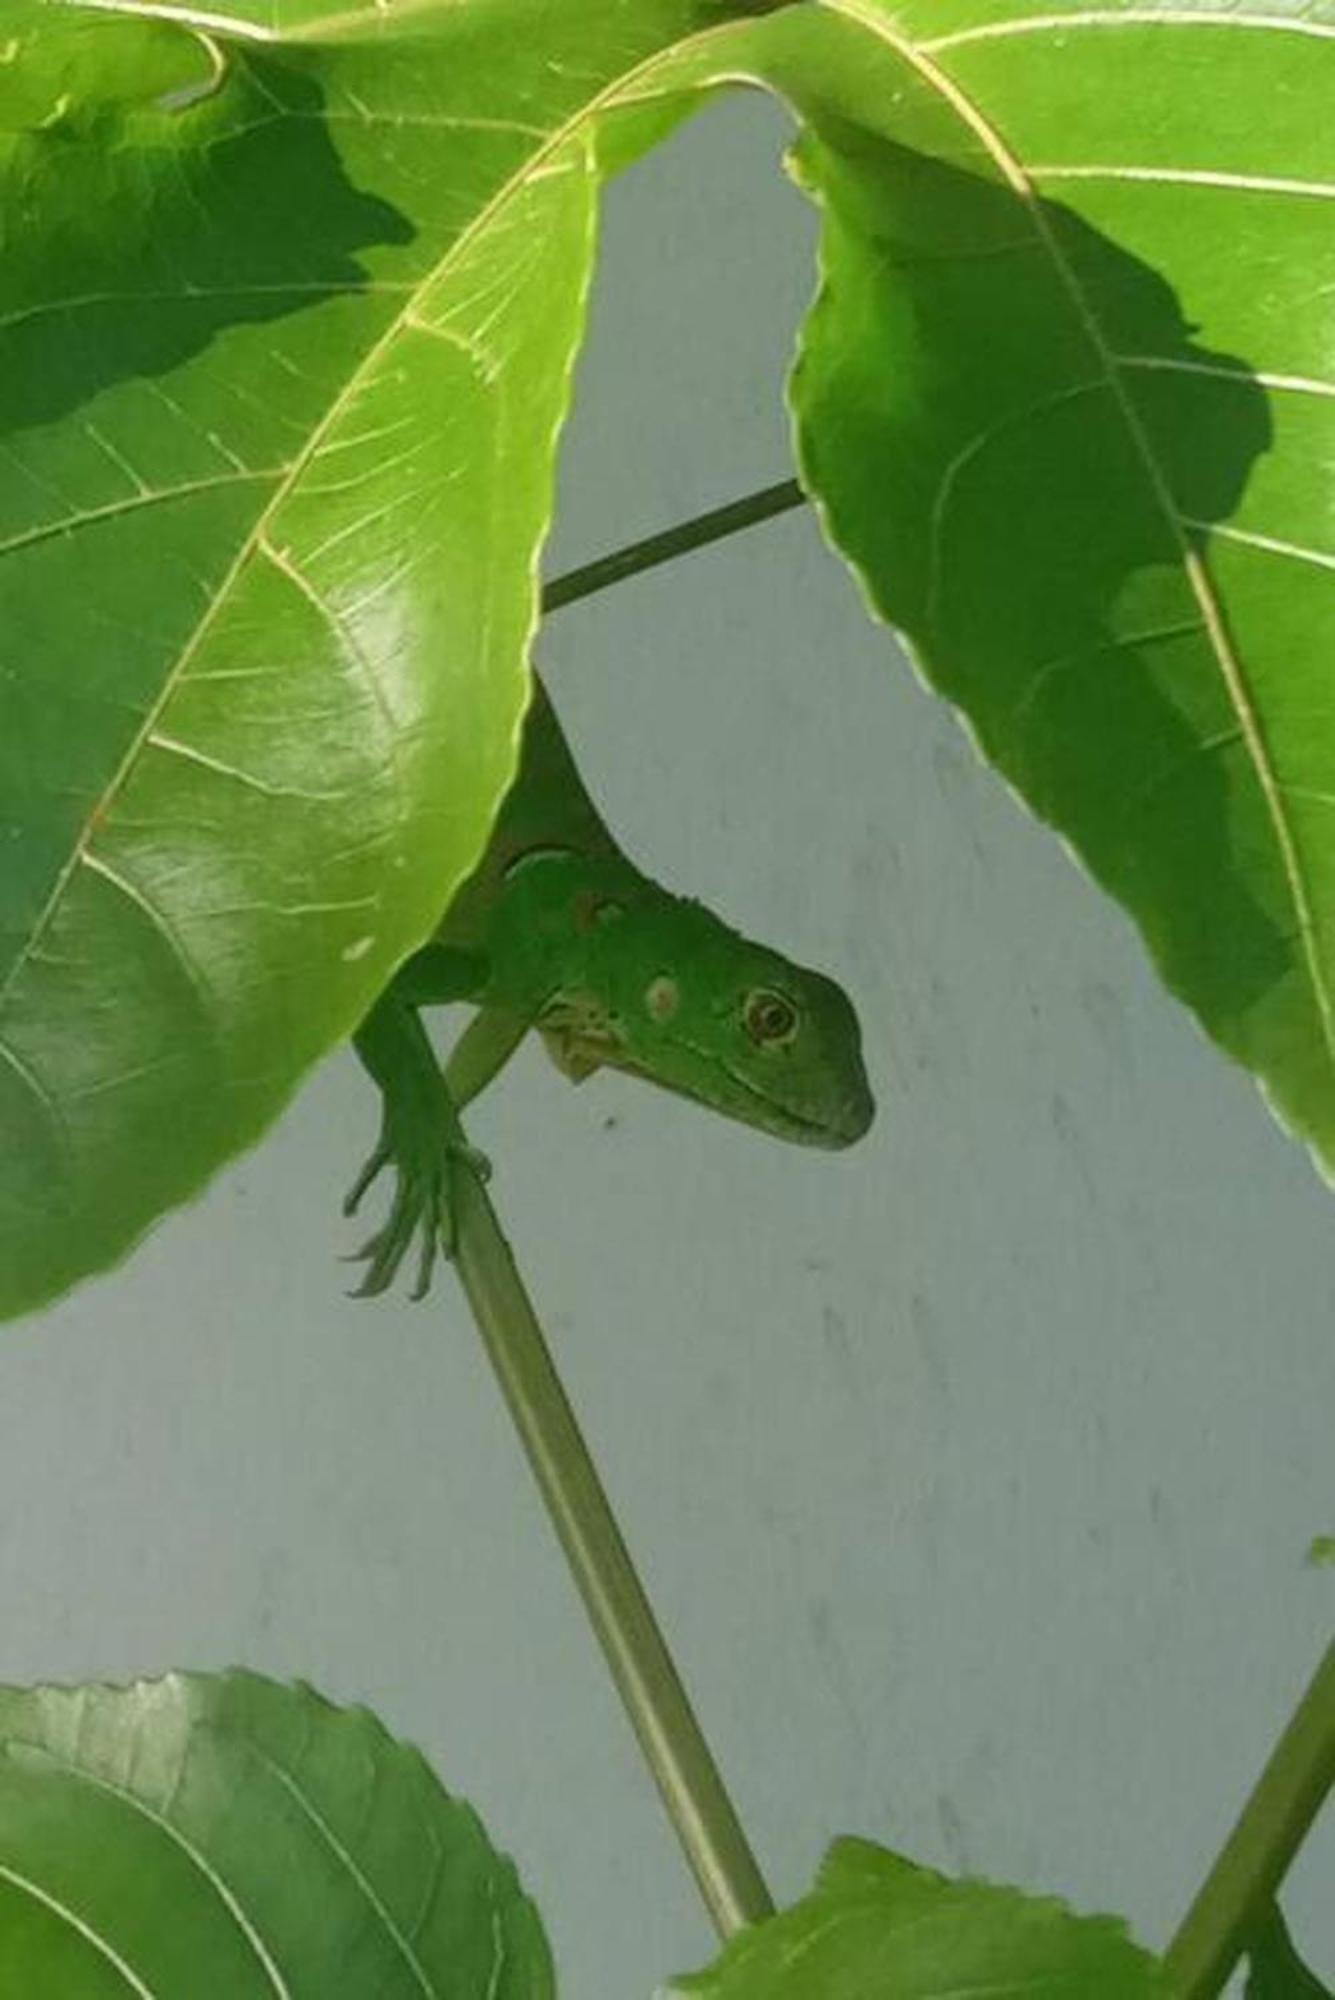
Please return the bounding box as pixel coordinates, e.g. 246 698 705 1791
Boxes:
346 676 875 1297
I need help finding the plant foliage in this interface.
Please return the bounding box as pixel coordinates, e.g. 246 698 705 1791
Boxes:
0 1669 552 1996
668 1836 1170 1998
4 4 1334 1326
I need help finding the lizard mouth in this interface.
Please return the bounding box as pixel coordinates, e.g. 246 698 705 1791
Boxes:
541 1026 868 1149
712 1061 873 1148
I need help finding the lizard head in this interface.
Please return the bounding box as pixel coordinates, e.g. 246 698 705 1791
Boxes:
526 865 875 1149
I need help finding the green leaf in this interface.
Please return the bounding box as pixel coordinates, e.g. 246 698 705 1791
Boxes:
782 0 1335 1180
0 1668 552 1997
668 1836 1169 1998
1247 1903 1333 1999
0 0 769 1319
1308 1536 1335 1568
13 0 1335 1318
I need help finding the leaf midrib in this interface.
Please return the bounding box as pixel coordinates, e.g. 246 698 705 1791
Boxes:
921 9 1335 56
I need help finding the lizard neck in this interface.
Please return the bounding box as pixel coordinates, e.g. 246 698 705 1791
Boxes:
438 674 619 954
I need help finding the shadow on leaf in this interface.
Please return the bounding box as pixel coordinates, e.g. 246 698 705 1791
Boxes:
0 35 414 437
793 124 1282 1035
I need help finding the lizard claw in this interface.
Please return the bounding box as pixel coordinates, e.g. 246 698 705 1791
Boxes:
342 1124 490 1300
343 1140 392 1218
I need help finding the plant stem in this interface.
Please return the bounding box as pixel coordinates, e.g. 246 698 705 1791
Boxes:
1164 1638 1335 2000
541 477 806 614
451 1164 775 1940
434 481 803 1935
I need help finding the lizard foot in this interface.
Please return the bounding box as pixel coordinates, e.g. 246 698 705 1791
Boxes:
343 1110 490 1302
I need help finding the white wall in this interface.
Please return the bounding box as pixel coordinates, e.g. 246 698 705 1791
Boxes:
2 95 1330 1999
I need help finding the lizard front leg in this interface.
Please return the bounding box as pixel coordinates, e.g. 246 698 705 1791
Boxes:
345 945 490 1299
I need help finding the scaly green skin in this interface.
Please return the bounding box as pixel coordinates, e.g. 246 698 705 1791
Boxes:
347 679 874 1297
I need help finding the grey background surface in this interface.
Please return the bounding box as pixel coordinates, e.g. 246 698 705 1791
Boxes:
4 96 1332 1997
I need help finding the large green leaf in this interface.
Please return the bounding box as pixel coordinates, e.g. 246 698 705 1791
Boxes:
668 1836 1169 1997
0 1669 552 1996
780 0 1335 1177
0 0 772 1319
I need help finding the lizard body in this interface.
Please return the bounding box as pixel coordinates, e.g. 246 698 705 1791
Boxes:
348 677 874 1296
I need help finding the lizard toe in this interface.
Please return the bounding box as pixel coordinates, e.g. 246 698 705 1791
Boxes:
343 1139 392 1217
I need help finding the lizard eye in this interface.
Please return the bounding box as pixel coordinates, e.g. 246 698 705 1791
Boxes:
743 988 799 1048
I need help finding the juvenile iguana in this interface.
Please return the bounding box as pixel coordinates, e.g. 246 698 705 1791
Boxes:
347 677 874 1297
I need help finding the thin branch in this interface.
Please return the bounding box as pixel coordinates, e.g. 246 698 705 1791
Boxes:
450 1164 774 1940
428 477 811 1936
1164 1638 1335 1999
541 478 806 614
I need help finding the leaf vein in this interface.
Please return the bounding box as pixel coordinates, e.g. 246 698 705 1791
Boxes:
44 0 274 39
1129 724 1246 814
0 1031 75 1187
1280 783 1335 808
1034 164 1335 199
243 1742 437 1998
1190 519 1335 570
403 311 503 381
925 9 1335 52
79 852 219 1041
0 469 288 564
1012 617 1209 724
0 1861 157 1999
1117 355 1335 400
5 1749 293 1998
484 1897 507 2000
0 283 410 339
320 110 552 139
925 376 1108 633
146 729 352 802
255 538 407 775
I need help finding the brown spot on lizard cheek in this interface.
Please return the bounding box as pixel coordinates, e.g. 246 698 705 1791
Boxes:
645 975 680 1023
